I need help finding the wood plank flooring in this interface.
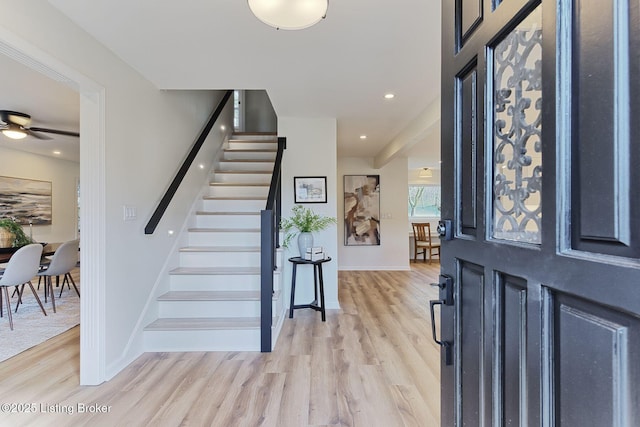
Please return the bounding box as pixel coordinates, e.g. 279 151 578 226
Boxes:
0 262 441 427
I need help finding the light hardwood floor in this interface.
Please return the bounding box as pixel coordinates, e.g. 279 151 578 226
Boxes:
0 262 441 427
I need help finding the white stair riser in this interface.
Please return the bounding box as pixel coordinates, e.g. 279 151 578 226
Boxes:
158 299 279 318
179 251 283 269
228 142 277 150
208 185 269 198
188 230 261 246
201 198 265 211
169 272 282 292
179 251 260 267
195 214 261 228
212 173 272 183
145 329 262 352
223 151 276 161
216 161 274 172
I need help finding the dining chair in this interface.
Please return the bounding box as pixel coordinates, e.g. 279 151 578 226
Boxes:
412 222 441 263
37 239 79 314
0 243 46 330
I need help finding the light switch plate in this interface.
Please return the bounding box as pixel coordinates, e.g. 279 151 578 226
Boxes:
123 205 137 221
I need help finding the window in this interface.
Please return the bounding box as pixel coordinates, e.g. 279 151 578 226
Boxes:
233 90 244 131
408 185 441 217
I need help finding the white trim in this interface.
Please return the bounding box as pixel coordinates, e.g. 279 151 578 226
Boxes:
79 89 106 385
0 26 107 385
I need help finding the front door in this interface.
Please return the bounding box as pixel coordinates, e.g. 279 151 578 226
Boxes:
439 0 640 425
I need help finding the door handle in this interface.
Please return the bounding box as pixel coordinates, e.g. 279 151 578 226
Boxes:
430 275 453 305
429 274 454 366
430 299 452 365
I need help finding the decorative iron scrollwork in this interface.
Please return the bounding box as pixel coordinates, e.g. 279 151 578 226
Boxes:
492 7 543 244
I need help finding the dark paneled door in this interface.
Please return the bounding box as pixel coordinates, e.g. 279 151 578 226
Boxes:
439 0 640 425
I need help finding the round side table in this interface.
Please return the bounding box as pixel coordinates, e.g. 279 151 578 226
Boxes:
288 256 331 321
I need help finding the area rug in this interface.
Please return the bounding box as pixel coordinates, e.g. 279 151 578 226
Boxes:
0 284 79 362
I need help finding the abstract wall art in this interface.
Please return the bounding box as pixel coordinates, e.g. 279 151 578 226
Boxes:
0 176 52 225
344 174 380 246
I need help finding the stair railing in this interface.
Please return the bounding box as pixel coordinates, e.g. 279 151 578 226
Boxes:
260 137 286 352
145 90 233 235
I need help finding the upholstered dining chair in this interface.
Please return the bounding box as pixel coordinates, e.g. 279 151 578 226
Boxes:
0 243 46 330
412 222 441 263
37 239 79 314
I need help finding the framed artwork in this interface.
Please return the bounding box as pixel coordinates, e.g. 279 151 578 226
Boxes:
344 174 380 245
294 176 327 203
0 176 52 225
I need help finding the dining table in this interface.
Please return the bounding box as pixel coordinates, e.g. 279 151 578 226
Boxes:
0 242 61 264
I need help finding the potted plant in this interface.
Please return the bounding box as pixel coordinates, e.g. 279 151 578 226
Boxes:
281 205 337 257
0 218 33 248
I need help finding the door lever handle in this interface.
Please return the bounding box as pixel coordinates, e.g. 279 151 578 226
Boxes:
430 299 452 366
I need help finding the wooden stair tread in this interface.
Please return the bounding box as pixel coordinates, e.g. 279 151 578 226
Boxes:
179 246 261 252
218 159 275 163
209 182 269 187
224 149 277 153
202 195 266 200
169 266 261 275
195 211 260 216
145 317 263 331
188 227 261 232
228 143 278 146
214 170 273 174
232 132 277 136
158 290 280 301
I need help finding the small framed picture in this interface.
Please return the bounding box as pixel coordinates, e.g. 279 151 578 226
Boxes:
294 176 327 203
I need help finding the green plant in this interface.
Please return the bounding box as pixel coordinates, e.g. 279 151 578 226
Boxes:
0 218 34 247
280 205 337 248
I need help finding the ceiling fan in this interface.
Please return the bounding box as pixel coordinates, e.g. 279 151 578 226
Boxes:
0 110 79 140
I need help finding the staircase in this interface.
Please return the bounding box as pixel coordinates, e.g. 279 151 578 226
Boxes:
144 132 285 352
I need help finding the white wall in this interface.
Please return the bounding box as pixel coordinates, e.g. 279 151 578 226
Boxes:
0 1 230 380
244 90 277 133
0 146 79 243
338 157 410 270
279 117 339 310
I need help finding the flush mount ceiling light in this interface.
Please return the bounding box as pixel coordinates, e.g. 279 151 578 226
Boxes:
248 0 329 30
419 168 433 178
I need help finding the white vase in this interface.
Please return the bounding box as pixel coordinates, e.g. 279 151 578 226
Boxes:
297 232 314 258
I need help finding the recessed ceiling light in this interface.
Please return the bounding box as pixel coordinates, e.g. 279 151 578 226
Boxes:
359 135 367 140
53 150 61 155
384 93 395 99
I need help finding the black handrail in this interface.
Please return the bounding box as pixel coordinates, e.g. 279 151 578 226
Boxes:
145 90 233 234
260 137 286 352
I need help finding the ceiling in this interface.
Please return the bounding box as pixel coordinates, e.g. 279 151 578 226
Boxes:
2 1 442 169
0 53 80 162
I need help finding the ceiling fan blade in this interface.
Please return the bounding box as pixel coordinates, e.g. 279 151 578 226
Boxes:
29 127 79 138
24 128 52 140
